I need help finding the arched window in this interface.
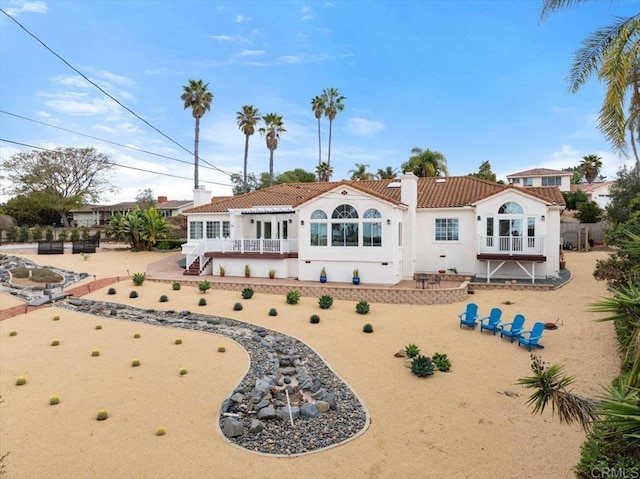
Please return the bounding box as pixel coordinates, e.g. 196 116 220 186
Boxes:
363 208 382 247
310 209 328 246
331 204 358 246
498 202 523 214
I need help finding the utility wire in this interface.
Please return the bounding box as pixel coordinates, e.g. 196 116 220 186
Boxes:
0 139 231 187
0 8 233 177
0 109 228 174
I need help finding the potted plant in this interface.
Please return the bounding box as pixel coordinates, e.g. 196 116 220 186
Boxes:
559 250 566 270
352 268 360 285
244 264 251 278
219 265 226 277
320 266 327 283
268 268 276 279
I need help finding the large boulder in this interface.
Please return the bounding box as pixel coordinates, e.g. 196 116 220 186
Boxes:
257 406 277 420
221 417 245 438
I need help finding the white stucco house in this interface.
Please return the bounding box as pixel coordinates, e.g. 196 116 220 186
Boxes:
506 168 573 192
181 174 566 284
571 181 616 209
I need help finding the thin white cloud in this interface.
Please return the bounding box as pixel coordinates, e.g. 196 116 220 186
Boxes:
346 117 385 137
210 34 232 41
92 125 116 134
5 0 48 16
301 5 312 20
144 67 168 76
97 70 135 87
237 49 265 57
36 110 52 118
235 14 249 23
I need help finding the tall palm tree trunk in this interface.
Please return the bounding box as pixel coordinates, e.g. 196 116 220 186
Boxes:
243 134 250 193
327 119 333 175
269 149 275 187
194 116 200 189
317 117 322 168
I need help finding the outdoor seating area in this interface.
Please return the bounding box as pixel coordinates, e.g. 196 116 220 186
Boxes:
415 273 442 289
458 303 545 350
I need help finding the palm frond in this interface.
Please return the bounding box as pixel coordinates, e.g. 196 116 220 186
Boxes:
540 0 591 21
595 385 640 445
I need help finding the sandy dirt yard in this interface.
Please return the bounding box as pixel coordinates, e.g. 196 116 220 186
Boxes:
0 249 619 479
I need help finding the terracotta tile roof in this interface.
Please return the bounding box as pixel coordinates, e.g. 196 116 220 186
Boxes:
571 181 616 193
506 168 571 178
184 176 564 214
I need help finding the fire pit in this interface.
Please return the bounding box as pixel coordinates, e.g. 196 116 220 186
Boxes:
544 322 558 330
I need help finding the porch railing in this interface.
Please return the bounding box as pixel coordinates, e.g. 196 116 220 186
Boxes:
477 235 545 256
185 242 205 272
203 238 298 254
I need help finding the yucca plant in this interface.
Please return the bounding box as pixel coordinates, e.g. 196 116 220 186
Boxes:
356 300 370 314
318 294 333 309
432 352 451 372
241 287 254 299
198 280 211 293
405 343 420 358
411 355 435 377
132 272 146 286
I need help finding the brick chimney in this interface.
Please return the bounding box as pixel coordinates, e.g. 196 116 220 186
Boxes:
157 196 168 204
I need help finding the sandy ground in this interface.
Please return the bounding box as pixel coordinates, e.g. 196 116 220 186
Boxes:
0 249 620 479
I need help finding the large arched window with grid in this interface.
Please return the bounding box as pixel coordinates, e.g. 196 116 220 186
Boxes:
331 204 358 246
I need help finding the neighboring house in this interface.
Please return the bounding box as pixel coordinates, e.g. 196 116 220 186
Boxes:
506 168 573 192
70 196 193 227
571 181 616 209
182 174 565 284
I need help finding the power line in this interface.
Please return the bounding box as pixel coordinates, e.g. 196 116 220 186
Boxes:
0 109 229 175
0 8 233 178
0 138 232 187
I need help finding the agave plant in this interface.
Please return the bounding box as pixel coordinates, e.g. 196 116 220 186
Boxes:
286 290 300 304
432 352 451 372
241 287 254 299
405 343 420 358
198 280 211 293
411 355 434 377
132 272 146 286
318 294 333 309
355 300 370 314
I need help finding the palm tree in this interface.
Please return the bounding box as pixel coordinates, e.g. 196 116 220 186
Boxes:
236 105 261 193
348 163 374 181
181 79 214 189
580 154 603 184
311 95 326 168
541 1 640 163
258 113 286 187
320 87 345 177
376 166 398 179
401 147 449 177
316 162 333 182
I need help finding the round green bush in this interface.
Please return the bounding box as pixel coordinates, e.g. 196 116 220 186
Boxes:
310 314 320 324
159 295 168 303
133 332 141 339
233 302 243 311
16 376 26 386
268 308 278 317
96 409 109 421
172 282 181 291
107 287 116 295
362 323 374 333
179 367 188 375
156 426 166 436
131 359 141 367
53 315 60 321
174 338 183 345
51 339 60 346
49 394 60 405
9 330 17 336
198 298 207 306
91 349 100 357
129 291 138 299
95 324 102 330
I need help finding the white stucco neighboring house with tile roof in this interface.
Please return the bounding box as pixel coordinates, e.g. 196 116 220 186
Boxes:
571 181 616 209
182 174 565 284
506 168 573 192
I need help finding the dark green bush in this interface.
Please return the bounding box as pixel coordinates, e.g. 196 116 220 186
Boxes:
107 287 116 295
198 280 211 293
432 352 451 372
241 287 254 299
31 226 43 241
159 295 168 303
356 300 370 314
129 290 138 298
172 282 181 291
198 298 207 306
268 308 278 316
286 290 300 304
318 294 333 309
233 302 243 311
411 355 435 377
362 323 373 333
19 225 30 243
45 226 54 241
70 228 80 241
310 314 320 324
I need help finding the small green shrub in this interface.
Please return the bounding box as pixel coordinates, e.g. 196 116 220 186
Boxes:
405 344 420 358
133 332 141 339
179 368 188 375
310 314 320 324
172 282 181 291
218 345 226 352
51 339 60 346
174 338 183 345
91 349 100 357
15 376 26 386
49 394 60 405
96 409 109 421
198 280 211 293
362 323 374 333
159 295 168 303
233 302 243 311
131 359 141 367
432 353 451 372
132 272 146 286
70 227 80 242
198 298 207 306
95 324 102 330
356 300 370 314
107 287 116 295
286 290 300 304
411 355 435 377
53 315 60 321
156 426 166 436
241 287 254 299
129 291 138 299
318 294 333 309
268 308 278 316
9 330 17 337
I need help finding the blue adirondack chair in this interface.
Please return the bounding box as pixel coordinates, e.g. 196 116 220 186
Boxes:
498 313 526 342
458 303 479 329
479 307 503 335
518 322 546 351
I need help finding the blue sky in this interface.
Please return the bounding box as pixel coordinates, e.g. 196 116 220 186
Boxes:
0 0 638 204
